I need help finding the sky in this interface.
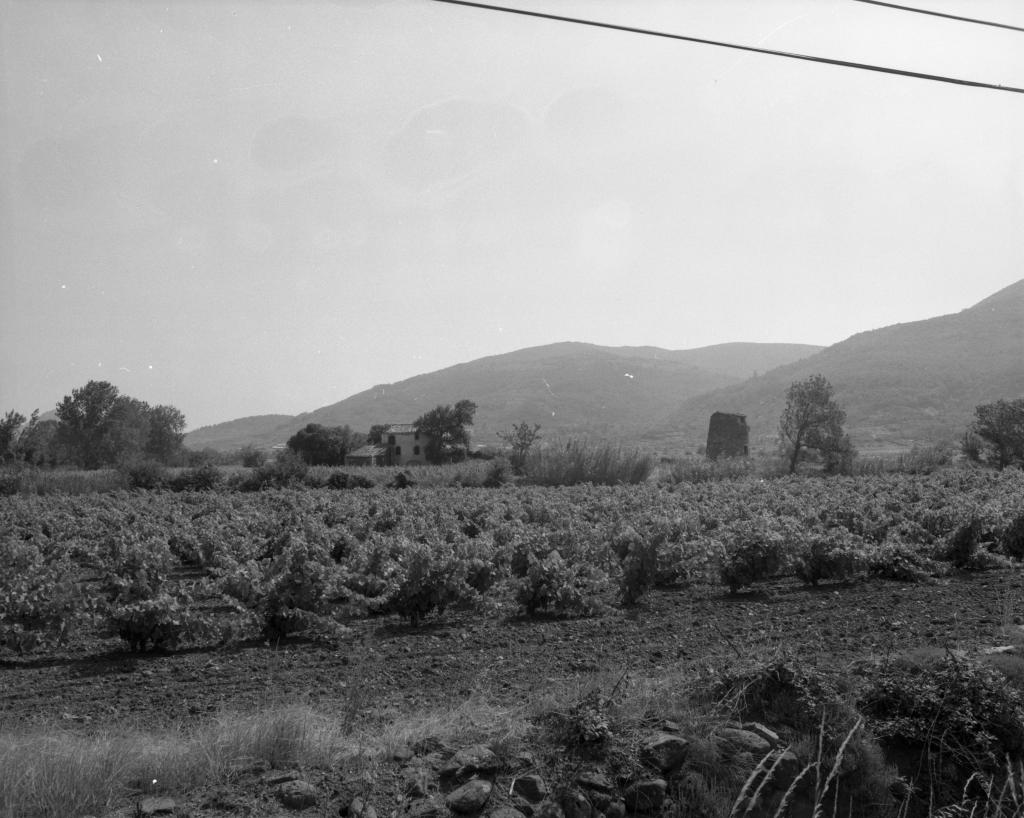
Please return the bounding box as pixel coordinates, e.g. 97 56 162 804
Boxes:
2 0 1023 430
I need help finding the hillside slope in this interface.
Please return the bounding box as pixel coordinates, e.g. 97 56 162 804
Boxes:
647 279 1024 454
184 342 820 451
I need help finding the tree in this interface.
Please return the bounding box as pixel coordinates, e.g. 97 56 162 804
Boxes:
970 398 1024 469
145 405 187 463
415 399 478 463
55 381 188 468
498 422 542 471
367 424 388 446
17 419 61 466
286 423 364 466
779 374 853 474
0 411 27 461
56 381 122 468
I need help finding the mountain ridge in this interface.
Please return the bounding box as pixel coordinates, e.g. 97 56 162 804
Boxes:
184 341 821 451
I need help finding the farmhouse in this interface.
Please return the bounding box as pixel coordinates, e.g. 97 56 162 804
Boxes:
344 445 387 467
345 423 432 466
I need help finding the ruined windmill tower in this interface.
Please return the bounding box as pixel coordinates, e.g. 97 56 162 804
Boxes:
706 412 750 459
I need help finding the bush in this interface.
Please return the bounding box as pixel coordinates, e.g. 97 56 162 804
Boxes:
236 452 309 491
514 549 607 617
0 537 90 652
795 528 869 586
860 653 1024 805
943 518 1011 571
616 526 659 605
109 594 189 652
719 518 792 592
168 462 223 492
867 542 947 583
123 459 167 490
998 511 1024 560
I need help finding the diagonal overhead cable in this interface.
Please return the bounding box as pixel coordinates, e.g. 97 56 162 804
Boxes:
851 0 1024 34
432 0 1024 95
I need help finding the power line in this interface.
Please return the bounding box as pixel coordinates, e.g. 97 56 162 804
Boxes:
851 0 1024 34
432 0 1024 95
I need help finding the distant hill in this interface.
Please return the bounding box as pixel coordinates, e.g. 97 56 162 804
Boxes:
184 415 296 451
646 279 1024 454
184 342 821 451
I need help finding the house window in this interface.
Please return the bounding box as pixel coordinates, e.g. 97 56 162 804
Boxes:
413 446 420 456
395 446 402 456
388 435 395 445
414 432 420 440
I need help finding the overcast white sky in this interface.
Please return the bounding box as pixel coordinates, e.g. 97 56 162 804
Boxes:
2 0 1023 429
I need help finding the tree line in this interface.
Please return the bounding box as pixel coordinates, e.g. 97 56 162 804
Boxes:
3 377 1022 472
1 381 187 469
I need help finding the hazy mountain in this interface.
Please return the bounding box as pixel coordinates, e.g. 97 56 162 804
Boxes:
184 342 821 451
646 279 1024 454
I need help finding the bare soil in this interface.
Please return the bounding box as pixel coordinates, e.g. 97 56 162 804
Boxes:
4 570 1022 730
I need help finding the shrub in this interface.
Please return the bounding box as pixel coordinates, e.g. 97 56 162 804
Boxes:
719 518 792 592
616 526 659 605
109 593 189 652
123 459 167 490
867 542 947 583
859 653 1024 805
168 462 223 492
514 549 607 617
375 537 479 626
99 533 206 652
998 511 1024 561
0 537 90 652
795 528 869 586
219 531 344 640
237 452 309 491
943 518 1012 570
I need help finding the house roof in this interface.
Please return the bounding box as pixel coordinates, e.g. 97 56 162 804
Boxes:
347 445 386 458
384 424 418 434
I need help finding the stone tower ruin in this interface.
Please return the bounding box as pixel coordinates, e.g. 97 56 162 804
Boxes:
706 412 749 459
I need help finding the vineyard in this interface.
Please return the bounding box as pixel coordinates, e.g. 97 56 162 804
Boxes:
3 469 1024 817
2 469 1023 658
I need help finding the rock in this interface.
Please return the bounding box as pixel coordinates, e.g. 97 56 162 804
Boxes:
490 809 527 818
715 728 772 758
405 767 435 799
275 780 318 810
559 790 591 818
575 772 614 794
604 800 626 818
767 750 802 785
441 746 500 781
263 769 302 786
394 746 416 762
659 720 681 733
351 797 378 818
640 733 690 774
512 775 548 803
742 722 782 747
511 796 536 816
140 797 177 815
405 797 446 818
446 779 493 814
534 801 564 818
510 752 536 771
623 780 666 813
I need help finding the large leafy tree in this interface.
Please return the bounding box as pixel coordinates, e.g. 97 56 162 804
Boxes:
286 423 363 466
970 398 1024 469
415 399 477 463
0 411 27 461
779 374 854 474
55 381 187 468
